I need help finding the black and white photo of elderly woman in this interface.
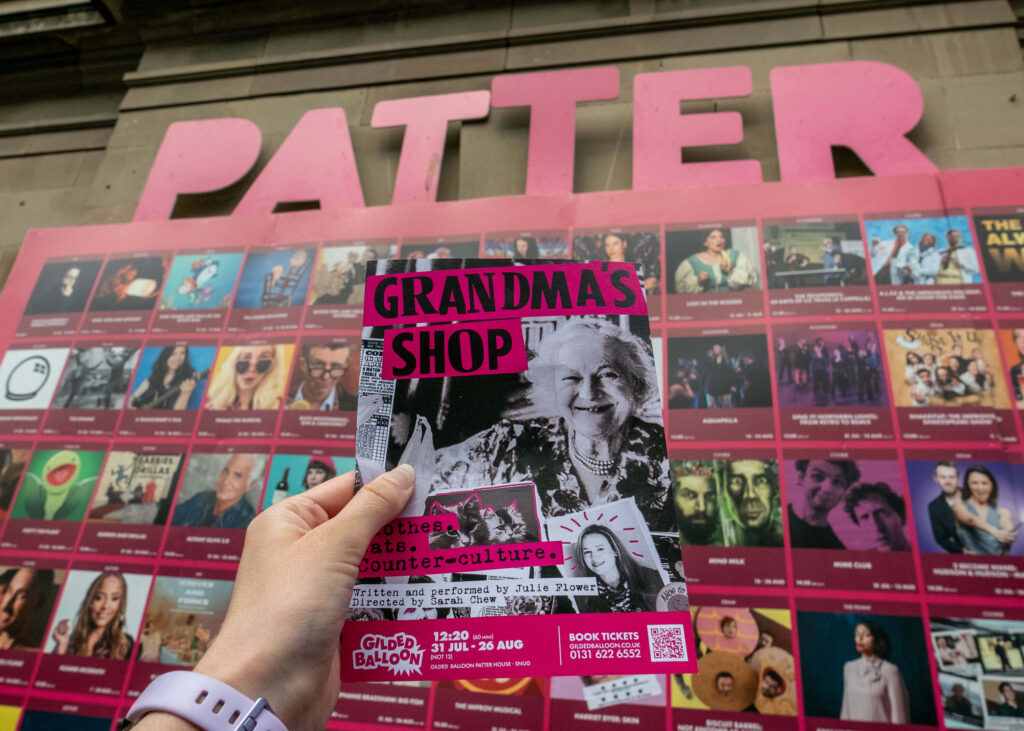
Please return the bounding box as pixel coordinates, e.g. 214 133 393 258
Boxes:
428 316 672 530
573 523 664 612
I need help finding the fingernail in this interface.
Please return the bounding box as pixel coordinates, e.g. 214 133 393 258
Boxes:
391 464 416 490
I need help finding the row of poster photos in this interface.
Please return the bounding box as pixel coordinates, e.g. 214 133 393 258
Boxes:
0 444 1021 595
7 321 1024 445
11 208 1024 347
0 589 1019 731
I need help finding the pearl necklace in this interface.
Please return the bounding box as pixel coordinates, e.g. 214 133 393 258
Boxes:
569 435 616 475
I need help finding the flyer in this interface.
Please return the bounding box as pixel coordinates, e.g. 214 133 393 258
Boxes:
347 258 695 681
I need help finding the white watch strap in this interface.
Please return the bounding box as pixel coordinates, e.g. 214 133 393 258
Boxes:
126 670 288 731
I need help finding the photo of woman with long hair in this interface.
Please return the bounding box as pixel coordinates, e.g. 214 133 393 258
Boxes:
204 344 291 411
954 464 1016 556
50 572 134 660
572 522 664 613
128 345 203 410
840 620 910 724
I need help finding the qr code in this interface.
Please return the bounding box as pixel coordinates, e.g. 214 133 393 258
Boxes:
647 624 688 662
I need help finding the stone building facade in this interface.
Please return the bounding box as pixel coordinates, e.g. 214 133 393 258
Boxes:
0 0 1022 285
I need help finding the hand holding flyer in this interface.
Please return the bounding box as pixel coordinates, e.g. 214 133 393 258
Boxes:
347 258 695 681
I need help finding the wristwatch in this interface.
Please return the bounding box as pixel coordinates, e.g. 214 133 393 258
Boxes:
120 670 288 730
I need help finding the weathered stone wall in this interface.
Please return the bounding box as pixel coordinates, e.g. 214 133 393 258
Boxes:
1 0 1022 285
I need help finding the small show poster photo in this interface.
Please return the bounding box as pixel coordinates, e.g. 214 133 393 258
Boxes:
664 221 763 322
78 446 185 557
151 250 244 333
483 229 569 260
773 323 892 441
783 452 917 592
665 326 774 442
399 235 480 260
119 343 215 438
332 680 431 728
882 323 1015 442
261 453 355 510
16 256 103 337
0 562 65 686
127 567 235 697
433 677 547 731
43 344 139 437
905 451 1024 596
974 207 1024 312
550 674 665 731
35 564 153 696
2 447 104 552
763 217 871 317
796 600 938 731
279 337 359 441
0 446 30 520
163 451 268 562
195 341 294 439
305 239 397 329
227 244 315 332
865 211 986 314
999 325 1024 412
671 597 797 731
573 225 661 301
80 253 170 335
669 451 786 587
928 605 1024 731
0 346 70 434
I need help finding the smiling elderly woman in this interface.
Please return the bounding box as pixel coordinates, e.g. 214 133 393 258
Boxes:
431 317 672 529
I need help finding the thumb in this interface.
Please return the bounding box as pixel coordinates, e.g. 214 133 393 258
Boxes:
318 464 416 560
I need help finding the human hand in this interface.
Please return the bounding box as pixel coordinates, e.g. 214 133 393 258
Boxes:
179 376 197 395
192 466 415 731
52 619 70 654
995 528 1016 545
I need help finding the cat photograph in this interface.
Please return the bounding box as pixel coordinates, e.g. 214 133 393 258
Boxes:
425 483 542 550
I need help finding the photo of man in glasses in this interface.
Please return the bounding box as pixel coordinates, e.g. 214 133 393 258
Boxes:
286 343 357 411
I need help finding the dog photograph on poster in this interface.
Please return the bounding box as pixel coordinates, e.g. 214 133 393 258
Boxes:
309 242 397 306
233 248 315 308
763 221 867 290
159 252 244 310
672 605 797 716
46 569 152 660
23 259 103 316
666 334 772 410
87 451 184 526
52 346 139 410
0 347 70 410
89 255 170 312
666 225 761 295
784 459 911 552
671 459 783 549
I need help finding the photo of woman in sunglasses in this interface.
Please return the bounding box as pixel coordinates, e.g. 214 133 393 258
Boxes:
204 344 293 411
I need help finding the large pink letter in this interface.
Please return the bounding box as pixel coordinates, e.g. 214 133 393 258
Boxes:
134 118 261 221
633 67 761 191
491 67 619 195
371 91 491 204
771 61 937 182
235 108 365 215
